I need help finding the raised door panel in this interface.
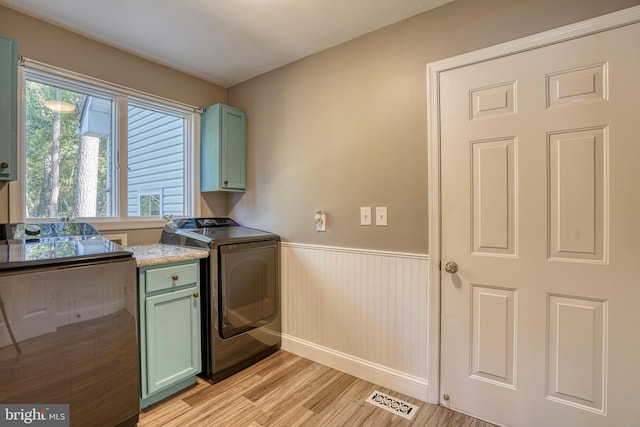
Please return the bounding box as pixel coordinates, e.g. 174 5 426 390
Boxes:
0 35 17 181
220 105 246 191
548 127 606 263
145 286 201 395
470 285 516 388
547 294 606 413
471 137 517 256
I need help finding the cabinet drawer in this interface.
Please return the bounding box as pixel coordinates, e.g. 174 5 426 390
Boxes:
145 262 198 293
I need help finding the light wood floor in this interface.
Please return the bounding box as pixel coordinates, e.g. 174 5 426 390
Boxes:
138 350 495 427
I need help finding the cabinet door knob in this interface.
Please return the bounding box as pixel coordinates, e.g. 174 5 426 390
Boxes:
172 275 179 281
0 162 8 169
223 179 229 185
193 292 199 298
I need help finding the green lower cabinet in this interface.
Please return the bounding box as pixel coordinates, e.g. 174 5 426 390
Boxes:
139 261 201 409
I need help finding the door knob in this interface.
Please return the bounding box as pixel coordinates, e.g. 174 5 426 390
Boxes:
444 261 458 274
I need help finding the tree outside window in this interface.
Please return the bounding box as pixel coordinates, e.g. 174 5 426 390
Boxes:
25 81 112 218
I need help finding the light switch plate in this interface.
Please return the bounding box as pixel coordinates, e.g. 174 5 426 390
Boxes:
376 207 387 226
316 214 326 232
315 211 326 232
360 207 372 226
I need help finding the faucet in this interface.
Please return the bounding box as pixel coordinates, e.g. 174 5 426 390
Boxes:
163 214 176 231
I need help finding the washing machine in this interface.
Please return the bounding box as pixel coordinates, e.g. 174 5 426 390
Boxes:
160 217 280 382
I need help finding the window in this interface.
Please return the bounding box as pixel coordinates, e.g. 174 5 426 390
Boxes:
19 61 198 224
24 80 114 218
127 103 186 218
138 192 162 216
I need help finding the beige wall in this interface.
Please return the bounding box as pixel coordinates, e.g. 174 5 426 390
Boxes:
227 0 640 253
3 1 640 249
0 6 226 106
0 5 228 241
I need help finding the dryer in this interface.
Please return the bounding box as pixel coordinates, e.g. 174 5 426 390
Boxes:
160 218 280 382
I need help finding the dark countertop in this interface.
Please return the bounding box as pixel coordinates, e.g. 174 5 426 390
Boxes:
0 236 132 271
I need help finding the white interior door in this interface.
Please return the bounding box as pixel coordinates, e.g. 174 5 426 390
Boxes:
439 21 640 427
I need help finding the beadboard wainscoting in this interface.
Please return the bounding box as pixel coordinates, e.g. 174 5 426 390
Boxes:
280 242 431 401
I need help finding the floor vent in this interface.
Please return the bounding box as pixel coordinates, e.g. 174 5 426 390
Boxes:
365 390 418 420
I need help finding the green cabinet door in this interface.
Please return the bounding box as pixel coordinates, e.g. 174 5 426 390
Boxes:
201 103 246 192
0 35 17 181
144 286 201 395
138 260 202 408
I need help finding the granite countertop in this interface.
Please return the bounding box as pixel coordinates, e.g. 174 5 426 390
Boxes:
127 244 209 267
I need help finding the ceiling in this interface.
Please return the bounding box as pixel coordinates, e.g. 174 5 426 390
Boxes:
0 0 453 88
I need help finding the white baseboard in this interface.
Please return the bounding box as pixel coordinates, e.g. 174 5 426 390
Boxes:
282 334 430 402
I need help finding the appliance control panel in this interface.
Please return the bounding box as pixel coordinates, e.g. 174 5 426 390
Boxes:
199 218 238 227
177 218 239 229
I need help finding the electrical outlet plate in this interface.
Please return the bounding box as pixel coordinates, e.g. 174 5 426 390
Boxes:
360 207 372 225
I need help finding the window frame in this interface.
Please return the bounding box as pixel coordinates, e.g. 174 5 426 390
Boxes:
9 59 201 231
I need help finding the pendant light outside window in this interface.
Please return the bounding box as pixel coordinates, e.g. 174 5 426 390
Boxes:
44 100 75 113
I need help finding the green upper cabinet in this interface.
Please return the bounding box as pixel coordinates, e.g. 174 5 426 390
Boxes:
201 103 246 192
0 35 17 181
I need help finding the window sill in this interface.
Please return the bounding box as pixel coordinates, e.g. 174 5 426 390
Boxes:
15 218 169 232
85 218 168 232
